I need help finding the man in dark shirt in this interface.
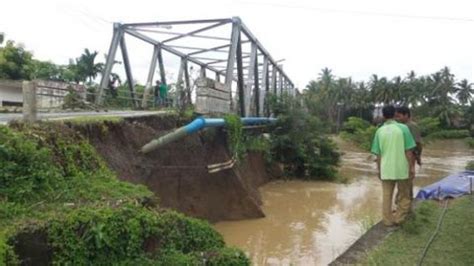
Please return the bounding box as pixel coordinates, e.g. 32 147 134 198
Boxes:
395 106 423 202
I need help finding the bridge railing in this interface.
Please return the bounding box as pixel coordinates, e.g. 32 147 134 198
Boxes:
20 80 159 122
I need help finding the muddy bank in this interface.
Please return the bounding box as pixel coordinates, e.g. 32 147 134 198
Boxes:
72 115 276 222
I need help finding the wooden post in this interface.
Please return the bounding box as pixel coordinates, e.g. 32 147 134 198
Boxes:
23 81 37 122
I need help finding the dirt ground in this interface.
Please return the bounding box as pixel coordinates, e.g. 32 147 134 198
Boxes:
73 115 276 222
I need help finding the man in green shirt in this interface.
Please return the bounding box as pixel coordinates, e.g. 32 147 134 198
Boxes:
159 82 168 107
395 106 423 202
371 105 416 226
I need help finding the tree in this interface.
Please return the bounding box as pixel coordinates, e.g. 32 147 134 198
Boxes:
455 79 473 105
31 60 61 80
0 40 34 80
72 49 104 84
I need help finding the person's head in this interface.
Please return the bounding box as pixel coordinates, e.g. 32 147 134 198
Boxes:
395 106 411 123
382 105 396 120
155 80 161 85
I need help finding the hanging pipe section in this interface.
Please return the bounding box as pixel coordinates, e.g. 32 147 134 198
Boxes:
140 117 277 154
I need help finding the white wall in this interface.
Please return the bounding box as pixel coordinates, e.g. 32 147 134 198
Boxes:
0 80 22 106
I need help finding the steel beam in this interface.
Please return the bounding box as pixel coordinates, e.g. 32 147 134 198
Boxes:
124 18 232 28
225 18 241 112
135 29 230 41
246 43 257 116
97 23 123 105
157 46 166 85
166 45 205 50
200 66 206 78
188 41 250 56
162 21 229 43
206 54 250 65
123 29 223 75
176 58 185 108
239 19 294 87
278 66 283 96
271 65 277 95
261 57 269 116
119 35 138 108
236 32 245 116
142 45 160 108
184 59 191 105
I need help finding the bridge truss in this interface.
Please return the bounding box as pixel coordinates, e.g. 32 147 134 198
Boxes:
97 17 295 117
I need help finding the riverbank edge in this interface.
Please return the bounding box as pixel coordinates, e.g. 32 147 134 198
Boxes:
329 196 473 265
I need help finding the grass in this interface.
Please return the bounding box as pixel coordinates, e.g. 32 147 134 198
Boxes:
61 115 124 124
358 215 378 234
362 197 474 265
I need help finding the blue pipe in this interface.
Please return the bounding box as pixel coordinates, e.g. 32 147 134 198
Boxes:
140 117 277 153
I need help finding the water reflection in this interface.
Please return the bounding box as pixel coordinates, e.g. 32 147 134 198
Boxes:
214 139 473 265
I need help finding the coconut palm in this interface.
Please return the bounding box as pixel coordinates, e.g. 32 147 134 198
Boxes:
75 48 104 84
455 79 473 105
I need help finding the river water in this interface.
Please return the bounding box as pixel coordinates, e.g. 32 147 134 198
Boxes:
214 139 473 265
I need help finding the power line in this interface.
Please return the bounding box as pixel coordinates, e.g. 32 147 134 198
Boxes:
235 0 474 23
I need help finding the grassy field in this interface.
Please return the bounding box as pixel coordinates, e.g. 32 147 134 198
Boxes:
362 196 474 265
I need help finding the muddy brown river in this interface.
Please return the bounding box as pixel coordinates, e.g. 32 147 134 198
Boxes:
214 139 473 265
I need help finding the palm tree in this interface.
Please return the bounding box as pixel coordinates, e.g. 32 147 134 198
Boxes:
372 76 392 105
75 48 104 84
391 76 403 104
455 79 473 105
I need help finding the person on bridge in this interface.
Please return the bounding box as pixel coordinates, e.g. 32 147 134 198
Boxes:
395 106 423 205
154 80 169 107
371 105 416 227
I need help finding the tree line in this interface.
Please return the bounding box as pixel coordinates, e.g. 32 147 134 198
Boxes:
304 67 473 130
0 40 104 84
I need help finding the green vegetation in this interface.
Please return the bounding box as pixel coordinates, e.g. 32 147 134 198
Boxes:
0 41 103 83
267 94 341 180
362 197 474 265
304 67 473 144
0 122 248 264
466 161 474 171
465 137 474 148
340 117 377 151
224 114 245 160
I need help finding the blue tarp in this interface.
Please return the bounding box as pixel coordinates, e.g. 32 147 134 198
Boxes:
416 171 474 200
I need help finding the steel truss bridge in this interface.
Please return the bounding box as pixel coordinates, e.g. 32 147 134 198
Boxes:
96 17 295 117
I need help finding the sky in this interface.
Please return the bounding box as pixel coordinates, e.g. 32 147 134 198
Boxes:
1 0 473 89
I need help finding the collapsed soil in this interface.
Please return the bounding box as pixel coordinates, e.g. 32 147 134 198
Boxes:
73 115 276 222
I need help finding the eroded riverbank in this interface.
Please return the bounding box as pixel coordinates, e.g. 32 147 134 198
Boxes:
214 139 473 265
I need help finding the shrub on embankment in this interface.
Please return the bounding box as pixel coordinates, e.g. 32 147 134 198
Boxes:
0 121 249 265
340 117 377 151
466 161 474 170
264 95 341 180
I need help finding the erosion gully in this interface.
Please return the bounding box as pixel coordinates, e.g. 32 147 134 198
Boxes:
214 139 473 265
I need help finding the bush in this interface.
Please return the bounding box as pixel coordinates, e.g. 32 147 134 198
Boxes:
426 129 470 139
47 206 225 264
1 122 249 265
467 137 474 148
418 117 441 137
341 116 371 134
268 94 340 180
205 247 250 266
466 161 474 171
224 114 244 160
0 126 64 202
340 117 377 151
